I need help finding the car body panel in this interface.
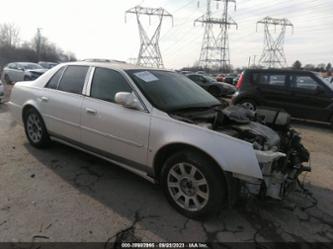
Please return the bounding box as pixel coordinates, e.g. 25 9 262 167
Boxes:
80 96 151 166
147 109 263 179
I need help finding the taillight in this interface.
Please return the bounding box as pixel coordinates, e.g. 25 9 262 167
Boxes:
236 73 244 89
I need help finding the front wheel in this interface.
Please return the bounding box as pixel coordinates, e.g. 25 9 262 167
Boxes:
238 99 256 111
161 150 226 219
23 108 50 148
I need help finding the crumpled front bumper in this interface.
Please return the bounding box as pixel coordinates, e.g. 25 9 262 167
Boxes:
234 150 310 200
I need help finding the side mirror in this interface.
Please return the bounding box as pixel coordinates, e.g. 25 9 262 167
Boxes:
115 92 144 111
17 67 25 71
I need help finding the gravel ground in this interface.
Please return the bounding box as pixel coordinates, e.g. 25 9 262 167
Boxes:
0 83 332 243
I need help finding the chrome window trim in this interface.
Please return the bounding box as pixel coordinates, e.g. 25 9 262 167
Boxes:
44 65 67 90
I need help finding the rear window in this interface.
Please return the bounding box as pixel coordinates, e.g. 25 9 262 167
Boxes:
45 66 66 89
292 75 318 90
57 66 89 94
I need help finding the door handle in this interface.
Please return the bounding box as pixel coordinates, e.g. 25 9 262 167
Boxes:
85 108 97 114
40 96 49 102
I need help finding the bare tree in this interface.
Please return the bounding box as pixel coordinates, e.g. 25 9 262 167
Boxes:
0 23 20 47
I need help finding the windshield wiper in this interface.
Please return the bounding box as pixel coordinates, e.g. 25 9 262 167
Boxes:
170 104 221 113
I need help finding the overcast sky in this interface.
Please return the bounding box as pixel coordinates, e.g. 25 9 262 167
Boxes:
0 0 332 69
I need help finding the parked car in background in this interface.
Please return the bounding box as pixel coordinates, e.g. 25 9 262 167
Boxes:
232 69 333 127
1 62 48 84
186 73 236 97
216 74 225 82
0 81 4 103
223 73 238 85
180 70 192 75
38 61 58 69
9 61 310 218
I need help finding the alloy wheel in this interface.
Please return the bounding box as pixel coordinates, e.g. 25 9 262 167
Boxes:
26 113 43 143
241 102 256 111
167 162 209 212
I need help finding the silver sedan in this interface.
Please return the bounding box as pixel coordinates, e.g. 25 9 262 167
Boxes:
9 61 310 218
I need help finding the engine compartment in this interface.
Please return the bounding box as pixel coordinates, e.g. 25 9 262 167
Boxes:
169 104 311 200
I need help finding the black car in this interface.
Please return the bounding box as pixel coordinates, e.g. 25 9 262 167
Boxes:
232 69 333 127
186 73 236 97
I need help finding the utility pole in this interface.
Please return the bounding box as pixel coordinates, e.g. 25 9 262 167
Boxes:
125 6 173 68
248 55 257 68
257 17 294 68
195 0 237 72
36 28 42 61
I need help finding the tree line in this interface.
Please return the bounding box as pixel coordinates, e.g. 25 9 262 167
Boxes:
0 23 76 68
292 60 332 73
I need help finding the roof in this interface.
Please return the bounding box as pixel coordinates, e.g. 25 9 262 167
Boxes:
244 68 313 74
60 61 167 71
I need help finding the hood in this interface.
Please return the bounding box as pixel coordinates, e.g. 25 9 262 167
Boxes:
170 104 281 150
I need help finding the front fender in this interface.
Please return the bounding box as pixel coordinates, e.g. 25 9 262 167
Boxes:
148 111 263 180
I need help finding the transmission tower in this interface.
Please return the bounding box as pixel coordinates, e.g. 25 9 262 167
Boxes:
257 17 294 68
195 0 237 71
125 6 173 68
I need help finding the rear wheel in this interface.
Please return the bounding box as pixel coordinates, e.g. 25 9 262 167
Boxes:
330 115 333 129
23 108 50 148
161 150 226 219
4 74 12 85
238 99 256 111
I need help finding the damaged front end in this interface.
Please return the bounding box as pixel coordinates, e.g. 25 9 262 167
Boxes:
170 105 311 200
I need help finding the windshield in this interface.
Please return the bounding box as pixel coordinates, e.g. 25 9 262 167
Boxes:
204 75 217 83
126 70 220 112
18 63 43 70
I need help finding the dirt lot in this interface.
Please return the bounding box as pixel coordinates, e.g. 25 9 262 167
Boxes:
0 84 332 243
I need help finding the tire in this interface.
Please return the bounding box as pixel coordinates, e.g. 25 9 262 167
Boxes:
23 108 50 148
160 150 226 219
4 74 12 85
330 115 333 129
238 99 256 111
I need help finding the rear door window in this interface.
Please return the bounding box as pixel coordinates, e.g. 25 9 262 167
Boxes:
58 66 89 94
253 73 286 87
